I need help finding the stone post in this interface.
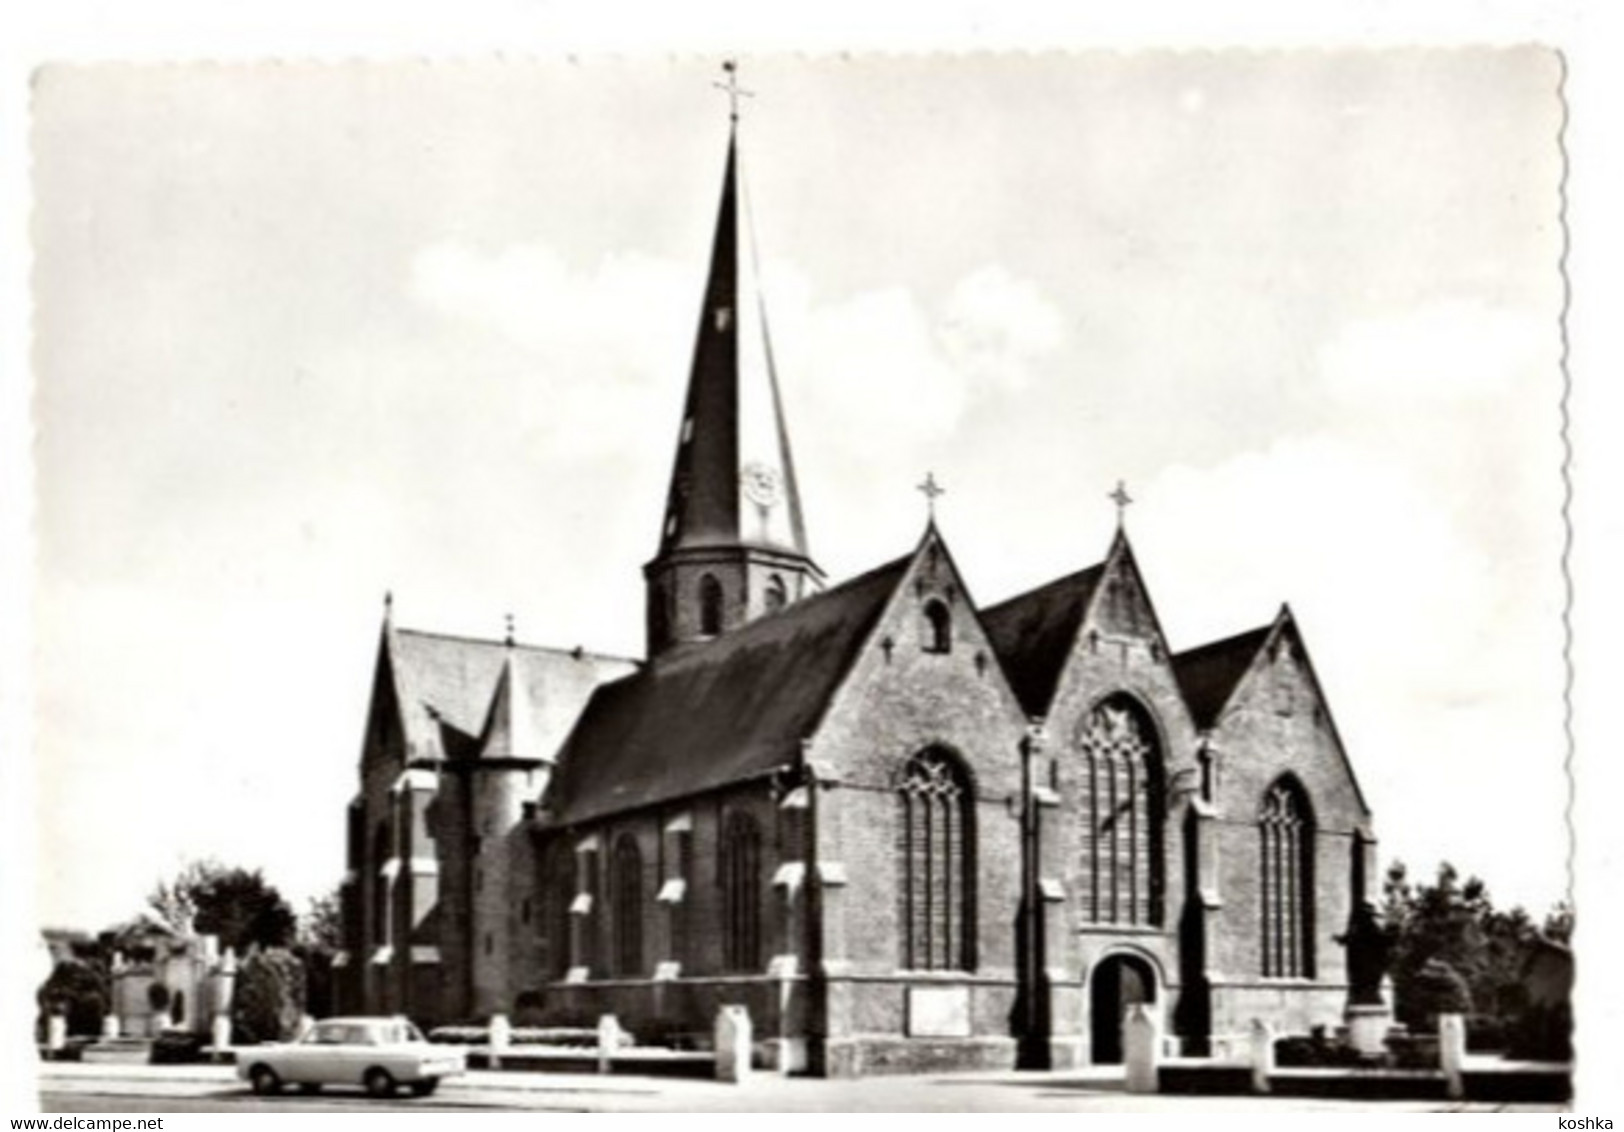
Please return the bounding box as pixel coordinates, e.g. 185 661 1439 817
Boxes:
488 1013 511 1070
45 1014 67 1056
715 1004 752 1084
1123 1003 1161 1094
1439 1013 1466 1100
1248 1019 1275 1095
210 946 237 1057
102 1014 120 1040
596 1014 621 1075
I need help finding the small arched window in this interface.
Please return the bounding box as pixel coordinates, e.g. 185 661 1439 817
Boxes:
720 812 763 972
1260 776 1315 978
699 574 724 636
897 748 975 970
611 835 643 977
923 599 952 654
764 574 788 614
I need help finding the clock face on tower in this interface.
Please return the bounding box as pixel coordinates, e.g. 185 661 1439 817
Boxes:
740 462 783 509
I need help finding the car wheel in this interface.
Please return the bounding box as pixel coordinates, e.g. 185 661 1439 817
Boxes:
364 1068 397 1098
409 1080 438 1097
248 1066 282 1096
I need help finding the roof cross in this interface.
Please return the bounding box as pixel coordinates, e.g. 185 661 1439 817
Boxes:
713 59 754 124
1109 479 1134 527
504 612 515 648
917 471 946 520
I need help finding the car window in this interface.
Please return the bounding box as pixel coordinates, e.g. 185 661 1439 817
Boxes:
305 1023 347 1045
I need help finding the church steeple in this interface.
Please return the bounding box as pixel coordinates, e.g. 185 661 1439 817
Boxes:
644 96 821 658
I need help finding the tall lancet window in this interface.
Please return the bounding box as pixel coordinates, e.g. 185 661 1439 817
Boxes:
611 835 644 977
1260 776 1315 978
923 600 952 654
699 574 724 636
1076 695 1166 926
720 812 763 972
897 748 975 971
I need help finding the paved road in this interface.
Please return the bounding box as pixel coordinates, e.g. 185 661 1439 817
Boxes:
32 1065 1558 1113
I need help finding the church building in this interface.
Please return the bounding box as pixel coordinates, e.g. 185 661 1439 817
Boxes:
334 92 1377 1077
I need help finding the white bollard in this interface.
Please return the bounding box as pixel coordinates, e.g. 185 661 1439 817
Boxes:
102 1014 120 1040
46 1014 67 1055
715 1004 752 1084
1248 1019 1275 1095
596 1014 622 1075
488 1013 511 1070
212 1013 231 1056
1123 1003 1161 1093
1439 1013 1466 1100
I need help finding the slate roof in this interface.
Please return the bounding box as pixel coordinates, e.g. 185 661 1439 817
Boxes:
980 564 1105 717
1171 624 1272 730
388 629 638 763
544 554 911 825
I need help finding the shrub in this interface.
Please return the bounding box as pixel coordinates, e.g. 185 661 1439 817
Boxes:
231 948 307 1044
37 960 108 1038
150 1031 208 1064
1407 958 1472 1028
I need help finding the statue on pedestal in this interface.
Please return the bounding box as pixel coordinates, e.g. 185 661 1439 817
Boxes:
1338 900 1394 1007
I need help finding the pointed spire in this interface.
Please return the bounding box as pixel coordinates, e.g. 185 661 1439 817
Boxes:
655 101 811 562
480 652 532 761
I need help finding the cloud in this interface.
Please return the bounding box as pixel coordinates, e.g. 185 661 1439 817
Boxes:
939 265 1066 393
1320 299 1547 405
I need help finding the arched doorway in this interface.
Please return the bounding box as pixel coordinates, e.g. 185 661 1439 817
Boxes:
1089 953 1157 1064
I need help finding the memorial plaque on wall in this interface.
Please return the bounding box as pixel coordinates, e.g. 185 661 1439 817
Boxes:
907 986 971 1037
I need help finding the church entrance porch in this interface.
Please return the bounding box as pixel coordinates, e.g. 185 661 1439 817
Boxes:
1088 953 1157 1065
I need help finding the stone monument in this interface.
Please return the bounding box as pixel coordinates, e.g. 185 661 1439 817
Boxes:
1337 900 1395 1056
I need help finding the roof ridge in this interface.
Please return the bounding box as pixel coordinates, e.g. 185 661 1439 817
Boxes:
393 626 640 665
1172 622 1273 662
982 560 1107 619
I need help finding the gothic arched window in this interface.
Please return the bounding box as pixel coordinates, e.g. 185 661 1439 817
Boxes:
923 599 952 654
611 835 643 977
765 573 788 614
720 812 763 972
1076 695 1166 926
897 748 975 970
699 574 724 636
1260 776 1315 978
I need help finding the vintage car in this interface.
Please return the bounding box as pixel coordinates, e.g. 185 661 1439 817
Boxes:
237 1016 466 1098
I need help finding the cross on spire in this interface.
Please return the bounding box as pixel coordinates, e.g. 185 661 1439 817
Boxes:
918 471 946 520
1109 479 1134 527
713 59 755 124
504 612 515 648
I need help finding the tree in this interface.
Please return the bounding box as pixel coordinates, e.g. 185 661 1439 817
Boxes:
297 888 343 953
232 948 308 1045
295 885 343 1018
147 859 296 953
1381 859 1569 1039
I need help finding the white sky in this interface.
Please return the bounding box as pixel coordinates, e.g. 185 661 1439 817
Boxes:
25 52 1570 935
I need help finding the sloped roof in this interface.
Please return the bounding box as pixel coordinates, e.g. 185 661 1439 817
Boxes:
1171 624 1271 730
980 564 1105 717
389 629 638 763
545 554 911 825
